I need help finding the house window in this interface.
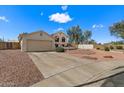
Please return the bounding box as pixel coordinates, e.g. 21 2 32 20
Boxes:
55 36 59 42
62 37 65 42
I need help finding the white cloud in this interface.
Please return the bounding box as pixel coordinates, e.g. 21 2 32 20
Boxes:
92 24 104 29
49 13 72 23
56 28 64 31
0 16 9 22
40 12 44 16
61 5 68 11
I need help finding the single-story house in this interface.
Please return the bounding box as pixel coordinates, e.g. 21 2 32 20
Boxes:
18 31 55 52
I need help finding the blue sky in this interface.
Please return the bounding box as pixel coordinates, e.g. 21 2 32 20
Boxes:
0 5 124 43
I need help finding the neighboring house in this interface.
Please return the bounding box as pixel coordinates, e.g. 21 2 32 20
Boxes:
18 31 55 52
51 31 68 47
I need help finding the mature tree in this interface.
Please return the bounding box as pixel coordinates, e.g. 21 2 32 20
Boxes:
109 20 124 40
67 25 92 44
79 34 85 44
89 39 97 44
82 30 92 44
67 25 82 44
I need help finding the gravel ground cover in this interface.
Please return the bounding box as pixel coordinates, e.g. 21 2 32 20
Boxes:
0 50 44 87
65 49 124 61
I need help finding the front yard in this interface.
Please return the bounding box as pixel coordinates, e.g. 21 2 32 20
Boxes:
0 49 124 87
0 50 44 87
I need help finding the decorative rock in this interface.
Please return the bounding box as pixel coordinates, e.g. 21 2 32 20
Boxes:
103 56 113 58
82 56 98 60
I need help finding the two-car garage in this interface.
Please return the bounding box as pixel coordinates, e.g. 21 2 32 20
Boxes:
27 40 53 52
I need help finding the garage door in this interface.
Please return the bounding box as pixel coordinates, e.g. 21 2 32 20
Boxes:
27 40 52 52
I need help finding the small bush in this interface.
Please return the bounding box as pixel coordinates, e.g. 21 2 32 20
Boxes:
56 47 65 52
110 46 114 50
116 46 123 50
104 47 110 51
96 47 100 50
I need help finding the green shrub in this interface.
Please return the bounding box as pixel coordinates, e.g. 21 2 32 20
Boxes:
110 45 114 50
104 47 110 51
56 47 65 52
116 46 123 50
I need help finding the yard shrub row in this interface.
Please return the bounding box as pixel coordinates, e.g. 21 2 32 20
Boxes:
98 45 123 51
116 46 123 49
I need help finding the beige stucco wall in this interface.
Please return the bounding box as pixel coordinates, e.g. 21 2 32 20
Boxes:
21 32 55 52
26 32 53 41
78 44 94 49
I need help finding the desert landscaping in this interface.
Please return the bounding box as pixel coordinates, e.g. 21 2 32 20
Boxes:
0 50 44 87
65 49 124 62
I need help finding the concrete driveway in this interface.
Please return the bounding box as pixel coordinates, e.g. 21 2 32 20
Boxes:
28 52 124 87
28 52 92 78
